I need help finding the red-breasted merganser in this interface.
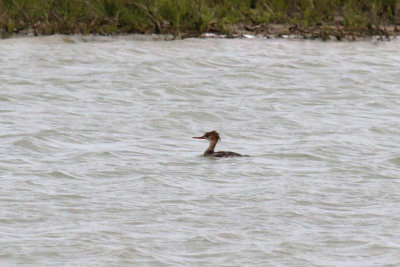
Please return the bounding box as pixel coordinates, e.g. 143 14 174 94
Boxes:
193 131 247 157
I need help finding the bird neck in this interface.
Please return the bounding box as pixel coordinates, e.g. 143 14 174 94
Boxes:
204 137 218 155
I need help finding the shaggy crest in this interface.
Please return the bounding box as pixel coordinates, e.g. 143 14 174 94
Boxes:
202 130 221 141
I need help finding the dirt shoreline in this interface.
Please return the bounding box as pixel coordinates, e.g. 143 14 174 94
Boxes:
193 23 400 41
2 23 399 41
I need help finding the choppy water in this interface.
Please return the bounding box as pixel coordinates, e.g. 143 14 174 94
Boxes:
1 35 400 266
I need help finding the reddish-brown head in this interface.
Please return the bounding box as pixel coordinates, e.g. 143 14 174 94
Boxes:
192 131 221 142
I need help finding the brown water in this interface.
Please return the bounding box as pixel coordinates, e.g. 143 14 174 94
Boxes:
1 35 400 266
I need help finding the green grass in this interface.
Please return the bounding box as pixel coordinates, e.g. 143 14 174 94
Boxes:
0 0 399 37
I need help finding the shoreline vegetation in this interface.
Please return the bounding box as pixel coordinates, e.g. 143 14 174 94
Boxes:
1 0 400 40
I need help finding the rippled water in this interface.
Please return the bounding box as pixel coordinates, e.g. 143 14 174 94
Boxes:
1 35 400 265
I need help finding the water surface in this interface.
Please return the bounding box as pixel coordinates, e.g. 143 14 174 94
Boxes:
1 35 400 266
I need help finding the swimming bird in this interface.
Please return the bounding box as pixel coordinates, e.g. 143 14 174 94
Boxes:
193 131 247 157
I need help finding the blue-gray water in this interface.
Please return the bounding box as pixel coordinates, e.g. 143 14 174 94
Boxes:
1 35 400 266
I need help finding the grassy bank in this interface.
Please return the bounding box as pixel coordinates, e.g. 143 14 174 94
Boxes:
1 0 399 39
